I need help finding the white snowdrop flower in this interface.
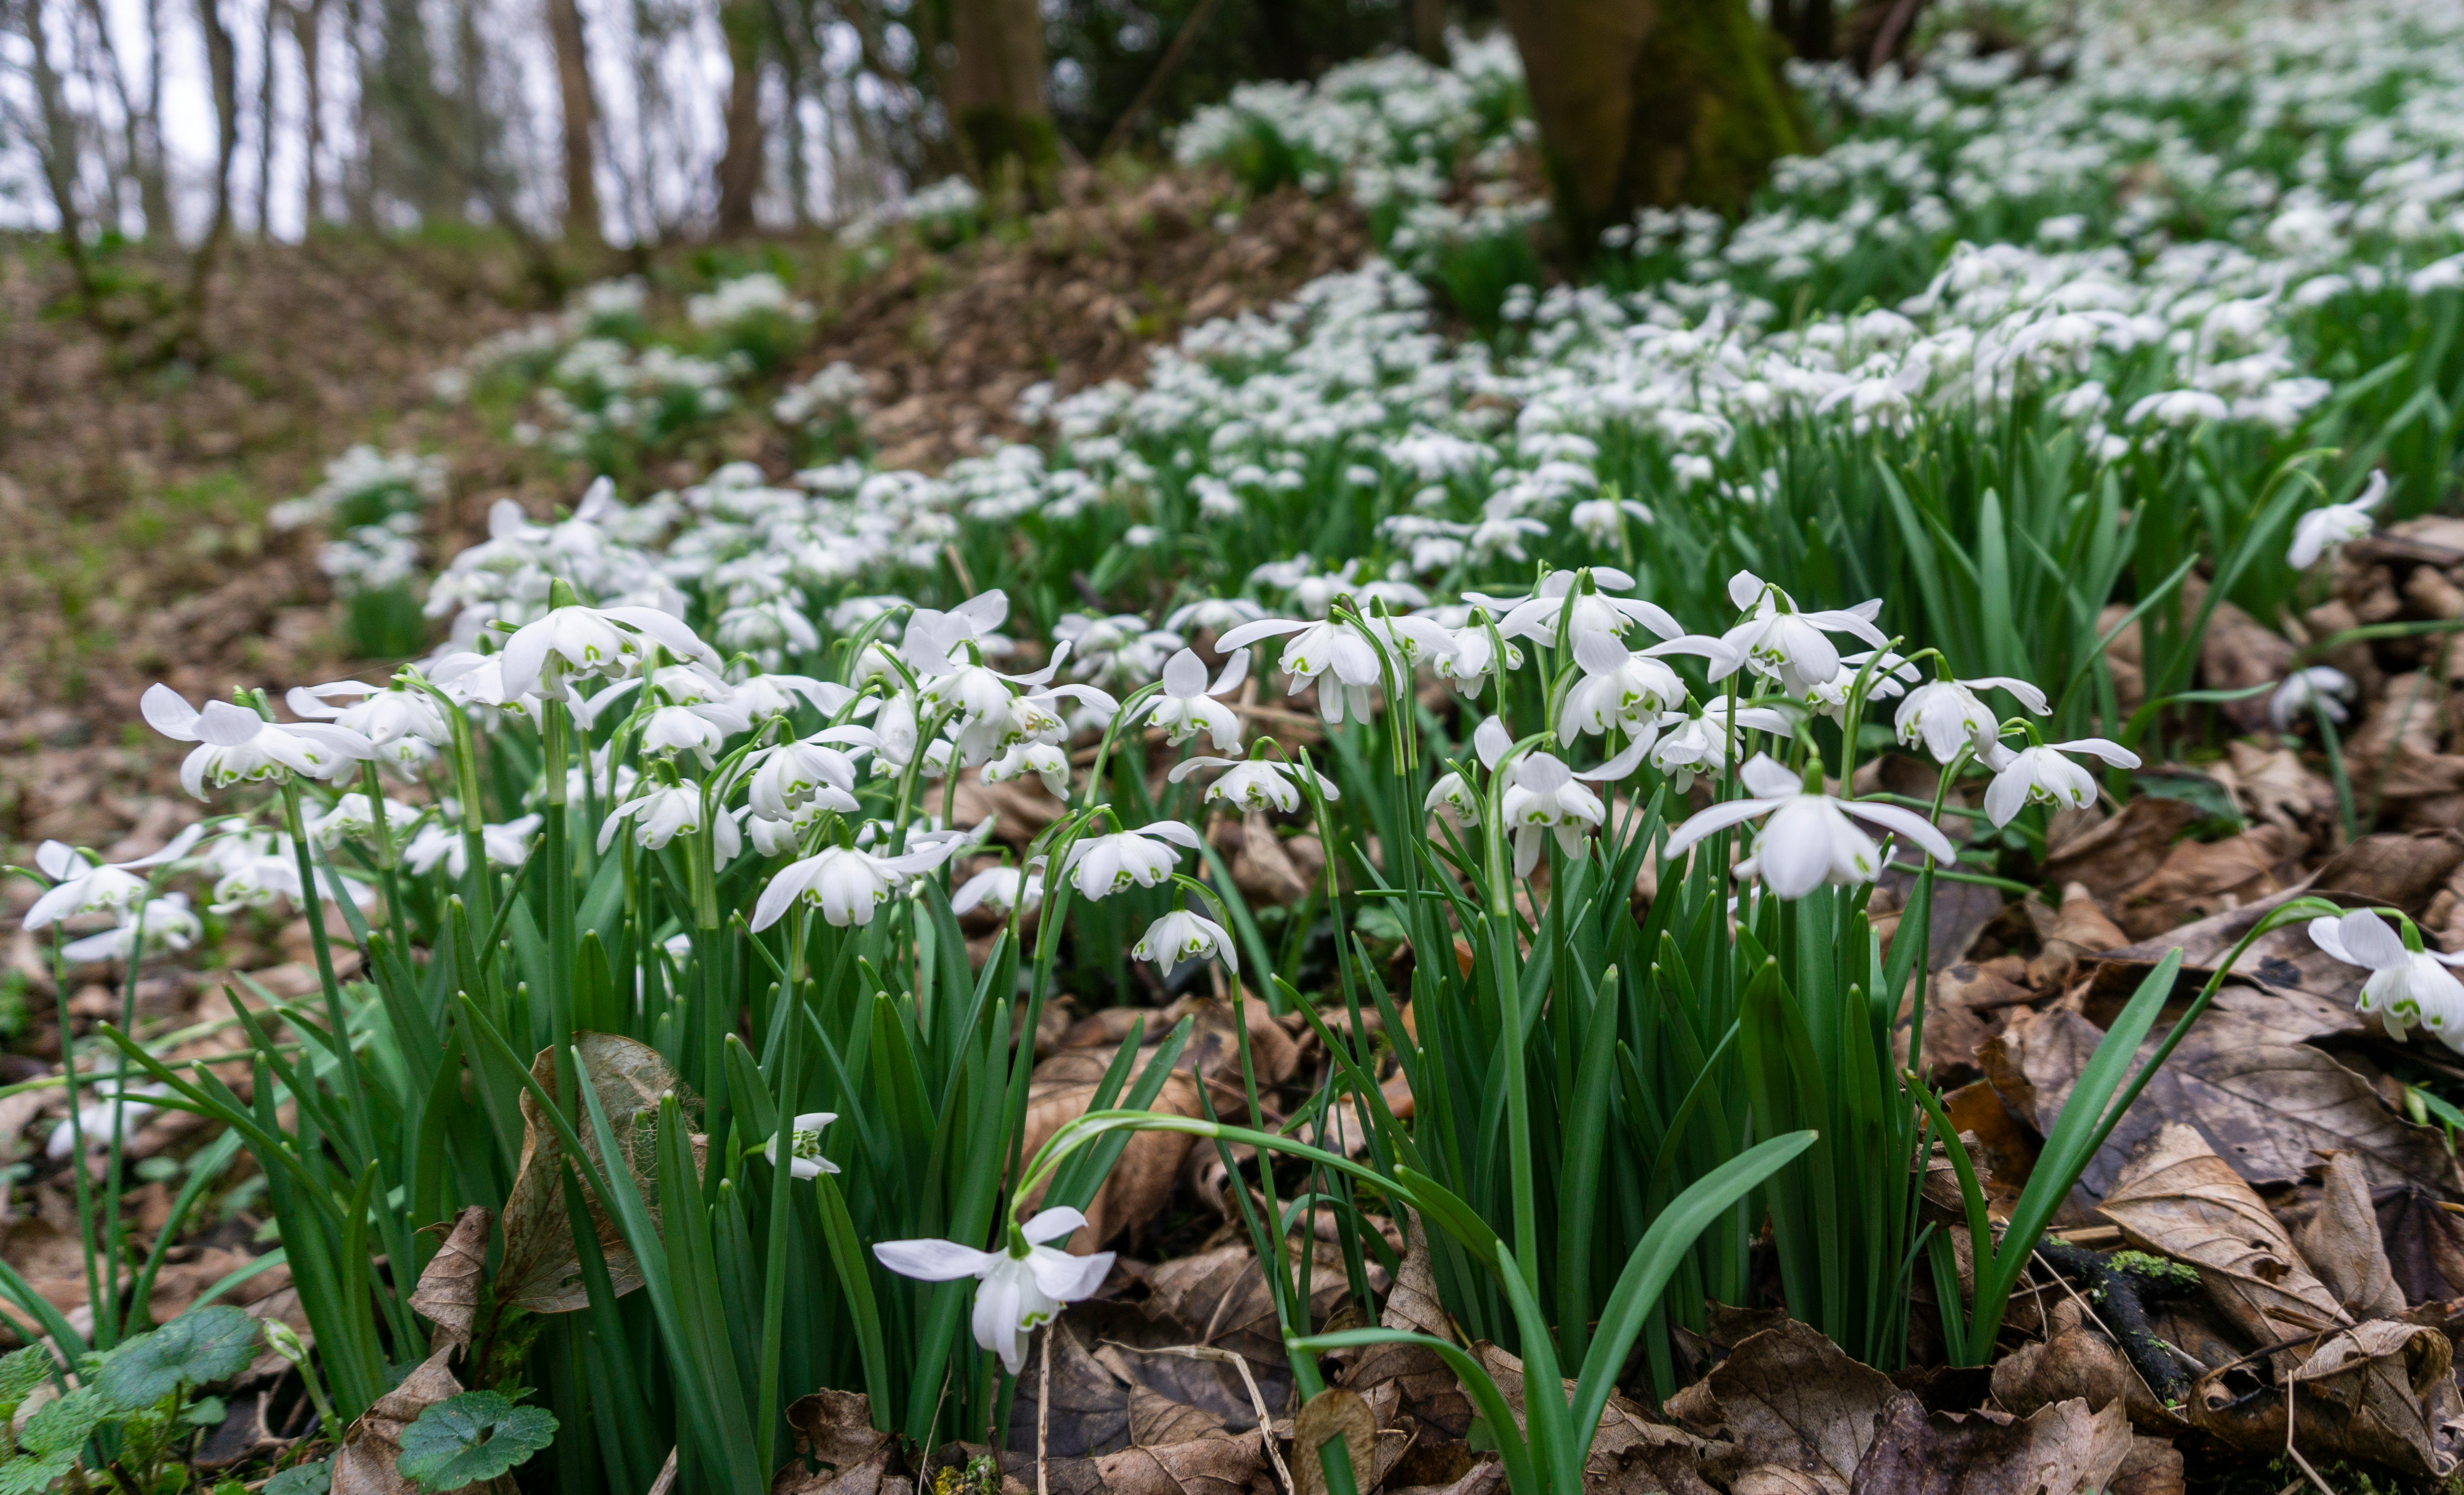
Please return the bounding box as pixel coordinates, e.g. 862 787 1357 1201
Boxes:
599 782 730 859
403 815 541 878
23 826 203 932
1163 598 1264 636
59 895 202 966
498 602 718 699
1893 676 2049 764
1803 650 1920 720
751 839 962 930
1217 615 1396 727
762 1113 842 1180
1663 753 1956 900
1560 631 1704 747
1714 572 1886 696
641 703 730 765
1424 771 1478 824
1569 498 1654 545
2310 911 2464 1049
143 686 377 799
2125 389 2231 428
1061 822 1204 900
2270 667 2354 731
1429 614 1523 697
287 680 452 751
952 860 1045 918
2288 471 2387 569
304 793 417 850
1649 701 1797 794
982 741 1071 798
47 1081 172 1160
1502 753 1605 877
1492 569 1685 651
743 728 874 822
1980 739 2140 825
1144 649 1248 752
1134 909 1237 975
874 1207 1114 1376
1167 755 1337 814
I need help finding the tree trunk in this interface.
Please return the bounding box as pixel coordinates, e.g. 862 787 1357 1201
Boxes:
166 0 241 360
140 0 171 231
946 0 1054 203
713 0 766 235
543 0 600 243
1497 0 1800 256
292 0 323 221
1412 0 1448 64
18 0 109 319
254 0 278 235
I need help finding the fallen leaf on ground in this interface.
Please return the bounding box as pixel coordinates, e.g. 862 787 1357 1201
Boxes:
2089 887 2370 1027
1985 990 2458 1206
2186 1318 2464 1477
1143 1241 1368 1369
330 1347 502 1495
775 1387 900 1495
2041 798 2198 901
1846 1394 2130 1495
1473 1342 1719 1494
2097 1123 2348 1349
1343 1216 1475 1438
2298 1152 2409 1319
1990 1299 2131 1423
1663 1320 1898 1495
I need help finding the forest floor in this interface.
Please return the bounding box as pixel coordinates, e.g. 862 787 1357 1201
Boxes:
0 165 1366 863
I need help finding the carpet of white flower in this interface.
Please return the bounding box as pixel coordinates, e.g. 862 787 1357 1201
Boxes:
20 2 2464 1489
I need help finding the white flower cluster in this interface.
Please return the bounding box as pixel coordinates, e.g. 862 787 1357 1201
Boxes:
270 445 448 598
686 273 815 330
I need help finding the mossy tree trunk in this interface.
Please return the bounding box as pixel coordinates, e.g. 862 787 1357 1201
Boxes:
1498 0 1801 258
948 0 1058 205
715 0 768 236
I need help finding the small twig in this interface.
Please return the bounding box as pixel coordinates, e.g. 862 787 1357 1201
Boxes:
2285 1379 2337 1495
1106 1340 1294 1495
1038 1326 1052 1495
2034 1242 2199 1405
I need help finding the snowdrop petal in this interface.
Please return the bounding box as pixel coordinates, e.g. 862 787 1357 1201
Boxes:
874 1238 999 1281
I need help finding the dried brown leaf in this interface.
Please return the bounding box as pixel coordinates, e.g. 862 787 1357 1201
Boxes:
1845 1395 2131 1495
408 1206 491 1354
1988 992 2458 1206
1343 1216 1474 1438
1991 1299 2131 1422
496 1033 695 1313
2040 798 2198 901
1659 1321 1898 1495
1292 1389 1376 1495
2299 1152 2408 1319
2097 1123 2349 1348
2186 1319 2464 1477
330 1347 506 1495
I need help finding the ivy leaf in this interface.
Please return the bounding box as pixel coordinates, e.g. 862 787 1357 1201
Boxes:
18 1385 110 1458
395 1392 557 1491
264 1461 333 1495
0 1450 79 1495
97 1307 258 1410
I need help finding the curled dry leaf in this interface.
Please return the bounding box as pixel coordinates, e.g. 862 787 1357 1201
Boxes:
2187 1319 2464 1477
2096 1123 2347 1351
1291 1389 1377 1495
2106 1437 2185 1495
1990 1299 2133 1423
2040 798 2199 902
1343 1216 1474 1439
1845 1394 2131 1495
1659 1320 1899 1495
2311 831 2464 910
2089 887 2371 1026
775 1388 903 1495
2113 824 2304 940
495 1033 698 1314
1233 811 1315 907
330 1347 508 1495
408 1206 492 1355
2298 1152 2409 1319
1985 990 2459 1206
1019 1042 1202 1250
1470 1342 1716 1495
1143 1241 1370 1370
1129 1383 1228 1448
